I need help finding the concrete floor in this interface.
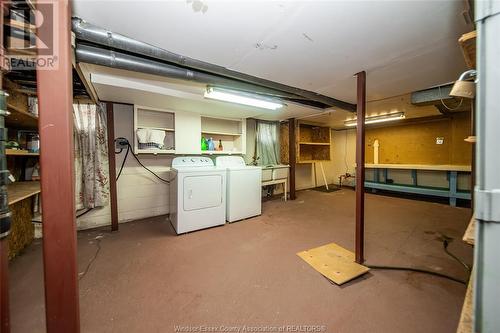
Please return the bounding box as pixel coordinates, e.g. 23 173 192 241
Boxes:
9 189 472 333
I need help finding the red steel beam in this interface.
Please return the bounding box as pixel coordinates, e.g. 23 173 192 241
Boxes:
36 1 80 332
1 2 10 331
106 102 118 231
355 71 366 264
288 118 296 200
0 241 9 333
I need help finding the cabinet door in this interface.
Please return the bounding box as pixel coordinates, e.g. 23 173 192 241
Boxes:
175 111 201 154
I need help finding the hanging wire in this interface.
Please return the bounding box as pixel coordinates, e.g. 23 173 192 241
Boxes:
438 85 464 111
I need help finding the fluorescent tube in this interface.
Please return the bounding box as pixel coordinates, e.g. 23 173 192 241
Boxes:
344 112 405 127
204 87 283 110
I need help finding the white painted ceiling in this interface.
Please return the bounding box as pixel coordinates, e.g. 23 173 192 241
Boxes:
72 0 471 105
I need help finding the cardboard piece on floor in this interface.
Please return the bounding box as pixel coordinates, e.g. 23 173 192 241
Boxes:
297 243 369 285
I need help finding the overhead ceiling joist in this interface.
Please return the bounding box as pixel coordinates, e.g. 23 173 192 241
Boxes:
72 17 356 111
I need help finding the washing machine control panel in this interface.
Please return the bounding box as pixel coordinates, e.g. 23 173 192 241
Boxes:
172 156 214 168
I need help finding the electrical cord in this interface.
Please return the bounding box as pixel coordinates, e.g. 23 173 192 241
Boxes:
438 85 464 111
114 137 174 184
365 264 466 284
79 236 102 281
76 208 94 218
115 142 130 181
443 238 471 272
364 237 471 285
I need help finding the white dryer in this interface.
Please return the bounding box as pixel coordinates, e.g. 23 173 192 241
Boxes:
215 156 262 223
169 156 226 234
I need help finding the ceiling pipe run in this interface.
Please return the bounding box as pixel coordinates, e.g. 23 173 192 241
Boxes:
72 17 356 111
75 44 322 106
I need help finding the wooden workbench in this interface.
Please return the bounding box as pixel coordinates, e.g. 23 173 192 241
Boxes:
6 181 40 258
363 164 472 206
8 181 41 205
365 163 471 172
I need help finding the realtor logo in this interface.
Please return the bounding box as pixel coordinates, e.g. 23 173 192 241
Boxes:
2 0 59 70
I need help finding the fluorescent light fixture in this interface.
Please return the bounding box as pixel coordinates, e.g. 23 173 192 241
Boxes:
204 86 283 110
344 112 405 127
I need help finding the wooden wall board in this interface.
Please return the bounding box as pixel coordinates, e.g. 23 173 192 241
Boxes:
364 113 471 165
8 197 34 259
280 121 289 164
457 275 474 333
463 217 475 246
297 242 369 285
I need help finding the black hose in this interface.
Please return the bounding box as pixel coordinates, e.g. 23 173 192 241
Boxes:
366 264 466 285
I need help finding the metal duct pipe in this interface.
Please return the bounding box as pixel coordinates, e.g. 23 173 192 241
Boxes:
76 44 311 102
72 17 356 111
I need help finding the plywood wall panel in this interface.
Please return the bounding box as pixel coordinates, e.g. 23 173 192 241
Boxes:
364 113 471 165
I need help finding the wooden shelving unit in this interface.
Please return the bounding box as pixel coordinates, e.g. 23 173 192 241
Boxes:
459 30 476 69
133 105 176 154
6 149 39 156
297 123 331 163
200 116 246 155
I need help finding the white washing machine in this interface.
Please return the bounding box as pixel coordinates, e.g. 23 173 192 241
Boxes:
215 156 262 223
169 156 226 234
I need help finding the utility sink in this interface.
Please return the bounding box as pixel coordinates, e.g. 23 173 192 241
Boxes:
261 164 289 182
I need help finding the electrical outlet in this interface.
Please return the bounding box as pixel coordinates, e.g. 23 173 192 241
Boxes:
436 137 444 145
115 138 129 150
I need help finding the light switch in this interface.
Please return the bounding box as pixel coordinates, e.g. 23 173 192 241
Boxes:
436 137 444 145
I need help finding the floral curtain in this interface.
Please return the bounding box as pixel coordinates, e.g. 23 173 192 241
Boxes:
73 103 110 210
256 120 280 166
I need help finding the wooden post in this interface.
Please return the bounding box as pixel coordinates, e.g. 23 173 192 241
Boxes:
36 1 80 332
106 102 118 231
355 71 366 264
288 118 296 200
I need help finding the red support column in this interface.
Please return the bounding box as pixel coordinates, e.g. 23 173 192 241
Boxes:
0 240 9 333
106 102 118 231
355 71 366 264
288 118 296 200
0 2 10 331
36 1 80 332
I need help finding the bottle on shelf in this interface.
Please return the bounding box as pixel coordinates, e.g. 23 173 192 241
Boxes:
201 137 208 151
218 139 223 151
207 137 215 151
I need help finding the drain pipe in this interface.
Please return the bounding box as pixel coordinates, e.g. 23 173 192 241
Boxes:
72 18 356 111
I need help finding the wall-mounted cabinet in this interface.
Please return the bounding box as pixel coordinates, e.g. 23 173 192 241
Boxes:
297 123 331 163
133 106 245 155
134 106 175 154
201 116 246 155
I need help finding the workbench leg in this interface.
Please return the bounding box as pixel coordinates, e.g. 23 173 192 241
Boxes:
449 171 458 207
372 169 378 193
383 168 388 183
411 169 418 186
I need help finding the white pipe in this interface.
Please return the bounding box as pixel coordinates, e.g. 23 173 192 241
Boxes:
374 139 380 164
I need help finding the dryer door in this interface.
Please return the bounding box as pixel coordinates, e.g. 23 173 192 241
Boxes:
183 174 223 211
